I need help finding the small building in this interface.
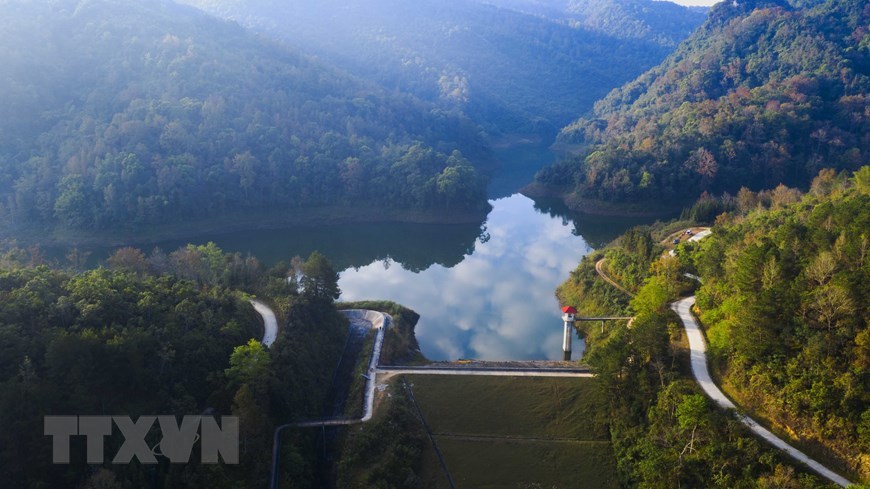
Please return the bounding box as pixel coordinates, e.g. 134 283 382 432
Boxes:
561 306 577 322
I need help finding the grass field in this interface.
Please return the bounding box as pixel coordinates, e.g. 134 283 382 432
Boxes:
407 376 617 489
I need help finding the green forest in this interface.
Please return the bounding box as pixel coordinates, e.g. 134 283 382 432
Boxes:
688 168 870 480
0 243 358 488
537 0 868 206
177 0 704 137
555 168 868 487
0 0 490 233
0 0 867 487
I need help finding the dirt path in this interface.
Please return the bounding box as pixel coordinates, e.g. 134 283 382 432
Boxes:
595 258 634 297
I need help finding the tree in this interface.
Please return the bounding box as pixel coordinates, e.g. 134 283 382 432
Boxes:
107 247 149 276
54 175 90 228
300 251 341 302
808 284 854 331
232 151 258 200
855 166 870 194
676 394 709 460
689 147 718 185
436 155 482 209
226 339 271 386
736 187 759 214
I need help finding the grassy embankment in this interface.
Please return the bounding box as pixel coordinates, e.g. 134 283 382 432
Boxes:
409 376 616 489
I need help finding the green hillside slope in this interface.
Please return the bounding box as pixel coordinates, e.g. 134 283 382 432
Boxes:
689 168 869 481
0 0 489 233
537 0 868 208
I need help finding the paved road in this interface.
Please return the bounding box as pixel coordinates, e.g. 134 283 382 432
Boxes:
592 231 852 487
269 309 388 489
689 229 712 242
672 297 736 409
343 310 388 423
669 228 712 256
251 299 278 347
671 296 851 487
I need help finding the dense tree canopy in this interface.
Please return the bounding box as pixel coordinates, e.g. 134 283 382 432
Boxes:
538 0 868 206
0 0 490 233
177 0 704 138
554 170 867 486
483 0 707 47
0 243 352 488
688 168 869 480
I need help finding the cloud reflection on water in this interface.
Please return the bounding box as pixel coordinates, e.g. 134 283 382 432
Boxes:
339 194 592 361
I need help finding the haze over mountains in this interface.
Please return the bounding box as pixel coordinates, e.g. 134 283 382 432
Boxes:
0 0 491 232
0 1 868 488
177 0 706 137
0 0 712 236
480 0 708 46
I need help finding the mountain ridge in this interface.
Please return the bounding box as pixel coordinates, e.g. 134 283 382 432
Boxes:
536 0 868 207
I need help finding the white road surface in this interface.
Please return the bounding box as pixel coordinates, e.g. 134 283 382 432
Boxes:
689 229 712 242
251 299 278 347
342 309 389 422
378 368 593 378
672 295 852 487
597 229 852 486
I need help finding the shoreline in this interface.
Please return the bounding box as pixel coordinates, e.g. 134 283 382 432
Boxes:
0 204 491 249
520 183 684 217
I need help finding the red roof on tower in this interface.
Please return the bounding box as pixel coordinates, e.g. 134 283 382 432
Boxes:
561 306 577 314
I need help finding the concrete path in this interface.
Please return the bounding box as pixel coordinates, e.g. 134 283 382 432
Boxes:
671 296 851 487
269 309 389 489
251 299 278 347
669 228 712 256
593 231 852 486
341 310 388 422
672 297 735 409
378 366 593 378
689 229 712 242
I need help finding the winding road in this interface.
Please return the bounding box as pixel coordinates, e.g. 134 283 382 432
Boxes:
595 258 633 296
251 299 278 347
253 242 854 487
671 297 850 487
595 234 853 487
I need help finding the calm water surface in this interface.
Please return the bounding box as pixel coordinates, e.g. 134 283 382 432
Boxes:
41 146 656 360
143 193 646 360
161 194 648 360
340 193 592 361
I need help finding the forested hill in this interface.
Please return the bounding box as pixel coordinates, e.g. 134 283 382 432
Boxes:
0 244 353 487
689 168 870 481
551 168 868 486
537 0 868 207
177 0 705 138
481 0 707 47
0 0 489 232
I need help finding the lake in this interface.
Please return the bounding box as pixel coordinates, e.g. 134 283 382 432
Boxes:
341 193 592 361
37 146 654 361
144 192 647 361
